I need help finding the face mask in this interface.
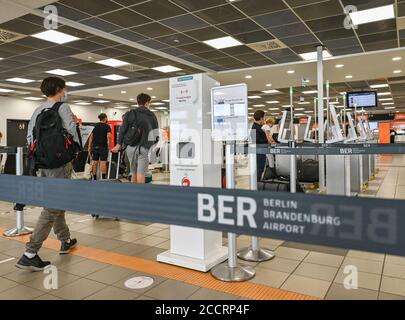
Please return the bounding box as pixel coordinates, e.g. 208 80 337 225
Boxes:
61 91 68 103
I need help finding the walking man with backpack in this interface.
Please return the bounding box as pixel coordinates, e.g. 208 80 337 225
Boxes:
16 77 78 271
112 93 159 184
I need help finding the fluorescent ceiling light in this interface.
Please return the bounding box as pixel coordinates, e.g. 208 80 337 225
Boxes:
100 74 128 81
266 84 272 87
302 90 318 94
384 106 395 110
345 75 353 79
379 98 393 101
382 102 394 105
370 84 389 89
394 70 402 74
66 81 85 87
121 91 127 94
152 65 181 73
32 30 79 44
203 36 242 49
96 58 129 68
349 4 395 26
266 101 279 104
393 57 402 61
0 88 15 93
299 50 332 61
93 100 110 103
378 92 391 96
253 104 265 107
262 89 280 94
248 96 261 99
304 111 314 113
24 97 43 101
46 69 77 76
336 64 344 68
269 107 279 110
298 102 310 105
162 99 170 103
245 75 252 79
287 70 295 74
295 108 305 111
152 102 165 106
76 102 92 105
114 106 129 109
155 107 167 110
7 77 35 83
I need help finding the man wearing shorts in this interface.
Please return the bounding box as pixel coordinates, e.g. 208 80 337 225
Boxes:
88 113 111 180
113 93 159 184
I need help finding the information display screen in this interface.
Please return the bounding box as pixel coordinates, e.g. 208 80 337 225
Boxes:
212 84 248 141
346 91 378 109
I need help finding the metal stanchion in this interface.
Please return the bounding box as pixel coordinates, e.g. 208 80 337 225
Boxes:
3 147 33 237
211 143 255 282
238 144 275 262
290 141 297 193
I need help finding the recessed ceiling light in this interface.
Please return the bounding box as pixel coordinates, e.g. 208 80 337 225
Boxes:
253 104 265 107
66 81 85 87
46 69 77 76
379 98 393 101
302 90 318 94
76 102 92 105
299 50 332 61
129 98 135 101
382 102 394 105
98 94 103 97
392 57 402 61
24 97 43 101
152 102 165 106
114 106 129 109
32 30 79 44
100 74 128 81
96 58 129 68
340 92 346 95
203 36 243 49
261 89 280 94
245 75 252 79
394 70 402 74
345 75 353 79
384 106 395 110
155 107 167 110
266 101 279 104
248 96 261 99
152 65 182 73
93 100 110 103
151 96 157 99
336 64 344 68
269 107 279 110
298 102 310 105
378 92 391 96
121 91 127 94
7 77 35 83
147 87 153 91
295 108 305 111
349 4 395 26
287 70 295 74
370 84 389 89
162 99 170 103
0 88 15 93
304 111 314 113
266 84 272 87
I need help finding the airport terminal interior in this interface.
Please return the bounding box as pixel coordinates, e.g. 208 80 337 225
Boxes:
1 0 405 302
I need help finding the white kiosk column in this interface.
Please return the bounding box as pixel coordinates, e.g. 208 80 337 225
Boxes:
157 74 228 272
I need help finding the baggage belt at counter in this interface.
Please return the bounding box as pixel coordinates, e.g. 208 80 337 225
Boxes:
1 174 404 257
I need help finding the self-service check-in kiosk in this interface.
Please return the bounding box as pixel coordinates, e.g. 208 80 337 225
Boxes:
157 74 228 272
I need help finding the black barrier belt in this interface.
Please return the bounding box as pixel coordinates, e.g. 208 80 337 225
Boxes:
0 147 18 154
0 174 404 256
239 144 405 156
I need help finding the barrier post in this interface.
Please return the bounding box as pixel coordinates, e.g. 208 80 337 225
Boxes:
211 142 255 282
3 147 33 237
238 143 275 262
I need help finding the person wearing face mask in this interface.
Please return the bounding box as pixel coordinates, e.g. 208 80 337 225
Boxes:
16 77 78 271
251 110 268 182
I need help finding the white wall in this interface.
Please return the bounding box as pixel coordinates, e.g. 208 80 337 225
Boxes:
0 96 170 146
0 96 125 146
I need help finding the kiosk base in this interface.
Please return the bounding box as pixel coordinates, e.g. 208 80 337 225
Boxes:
157 247 228 273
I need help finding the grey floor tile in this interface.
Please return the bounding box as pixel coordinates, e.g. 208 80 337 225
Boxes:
293 262 338 282
24 271 80 292
188 288 240 300
274 247 309 261
59 259 109 277
303 252 344 267
383 263 405 279
258 257 300 273
281 242 348 256
113 272 166 295
4 269 45 284
341 257 383 274
378 292 405 300
50 278 107 300
281 275 331 299
250 267 290 288
0 284 45 300
380 276 405 296
325 283 378 300
135 247 167 261
85 286 140 300
144 279 199 300
34 294 63 300
112 243 151 256
0 277 19 292
86 265 135 285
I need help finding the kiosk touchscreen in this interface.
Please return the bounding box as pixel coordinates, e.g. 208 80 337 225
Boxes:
278 110 293 143
345 112 358 143
326 104 344 144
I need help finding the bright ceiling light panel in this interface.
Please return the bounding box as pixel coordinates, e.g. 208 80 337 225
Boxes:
266 101 279 104
248 96 261 99
152 65 182 73
24 97 43 101
302 90 318 94
299 50 332 61
46 69 77 76
32 30 79 44
7 77 35 83
377 92 391 96
0 88 15 93
370 84 389 89
379 98 393 101
100 74 128 81
203 36 242 49
66 82 85 87
76 102 92 105
93 100 110 103
349 4 395 26
96 58 130 67
261 89 280 94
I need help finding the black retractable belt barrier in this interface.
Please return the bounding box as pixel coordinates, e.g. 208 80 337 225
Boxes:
0 174 404 257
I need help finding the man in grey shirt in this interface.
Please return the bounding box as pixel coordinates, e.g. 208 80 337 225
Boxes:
16 77 78 272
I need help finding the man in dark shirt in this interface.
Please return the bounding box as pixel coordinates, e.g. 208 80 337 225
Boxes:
251 110 268 182
88 113 111 180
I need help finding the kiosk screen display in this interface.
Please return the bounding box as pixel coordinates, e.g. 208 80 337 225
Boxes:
346 91 377 109
212 84 248 141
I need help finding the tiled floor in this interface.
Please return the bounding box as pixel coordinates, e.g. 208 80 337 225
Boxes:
0 156 404 300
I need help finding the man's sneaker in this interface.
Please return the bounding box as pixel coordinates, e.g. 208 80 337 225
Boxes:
60 238 77 254
16 254 50 272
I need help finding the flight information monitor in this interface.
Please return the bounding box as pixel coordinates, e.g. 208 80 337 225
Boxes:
346 91 378 109
211 84 248 142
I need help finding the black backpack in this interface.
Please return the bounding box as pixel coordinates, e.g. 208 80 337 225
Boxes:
31 102 76 169
123 109 141 147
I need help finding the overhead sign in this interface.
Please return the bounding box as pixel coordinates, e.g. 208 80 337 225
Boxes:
211 84 248 142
